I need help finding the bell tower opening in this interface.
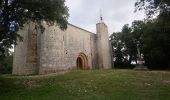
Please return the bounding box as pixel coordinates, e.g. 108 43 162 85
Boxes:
76 52 89 70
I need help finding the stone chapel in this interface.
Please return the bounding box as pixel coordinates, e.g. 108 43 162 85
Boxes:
13 20 113 75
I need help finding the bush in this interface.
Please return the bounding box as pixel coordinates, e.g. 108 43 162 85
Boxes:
114 62 135 69
0 55 13 74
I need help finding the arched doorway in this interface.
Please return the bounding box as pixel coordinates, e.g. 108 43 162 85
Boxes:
76 52 89 70
77 57 83 69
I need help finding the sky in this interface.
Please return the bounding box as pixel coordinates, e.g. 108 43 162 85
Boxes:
65 0 146 35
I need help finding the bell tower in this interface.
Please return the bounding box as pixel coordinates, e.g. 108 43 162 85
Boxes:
96 15 112 69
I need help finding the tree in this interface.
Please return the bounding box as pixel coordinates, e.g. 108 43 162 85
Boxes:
135 0 170 69
141 19 170 69
110 32 125 67
135 0 170 19
121 24 137 66
0 54 13 73
110 21 147 68
0 0 69 57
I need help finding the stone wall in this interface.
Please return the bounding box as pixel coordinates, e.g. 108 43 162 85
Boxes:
13 21 112 75
38 23 97 74
13 22 38 75
96 22 112 69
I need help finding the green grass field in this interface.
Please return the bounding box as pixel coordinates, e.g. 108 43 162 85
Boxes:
0 70 170 100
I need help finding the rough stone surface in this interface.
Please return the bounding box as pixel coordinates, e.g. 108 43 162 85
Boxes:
96 23 112 69
13 21 113 75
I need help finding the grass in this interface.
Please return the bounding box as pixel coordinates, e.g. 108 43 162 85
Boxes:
0 69 170 100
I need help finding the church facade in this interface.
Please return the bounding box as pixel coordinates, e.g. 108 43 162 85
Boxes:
12 21 113 75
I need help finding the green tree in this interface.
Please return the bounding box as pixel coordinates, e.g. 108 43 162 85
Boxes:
0 54 13 73
131 20 146 62
110 32 125 67
142 20 170 69
135 0 170 69
0 0 69 57
135 0 170 19
110 21 146 68
121 24 137 66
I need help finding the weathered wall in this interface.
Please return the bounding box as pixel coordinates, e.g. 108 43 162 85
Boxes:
96 22 112 69
38 22 65 74
38 23 97 74
13 21 112 75
63 24 95 70
90 33 98 69
13 22 38 75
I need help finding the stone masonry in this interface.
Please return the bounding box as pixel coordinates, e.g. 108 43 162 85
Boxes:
13 21 113 75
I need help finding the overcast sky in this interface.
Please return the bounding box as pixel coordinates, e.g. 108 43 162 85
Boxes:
65 0 145 35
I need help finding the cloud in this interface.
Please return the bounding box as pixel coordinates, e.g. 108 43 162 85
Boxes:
65 0 145 35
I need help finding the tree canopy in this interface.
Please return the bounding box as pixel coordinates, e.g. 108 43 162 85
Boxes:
110 0 170 69
111 19 170 69
135 0 170 19
110 21 145 69
0 0 69 57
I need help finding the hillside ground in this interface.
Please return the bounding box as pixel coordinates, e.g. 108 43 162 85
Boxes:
0 69 170 100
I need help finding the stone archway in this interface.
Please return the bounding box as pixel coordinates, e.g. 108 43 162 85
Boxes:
76 52 89 70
